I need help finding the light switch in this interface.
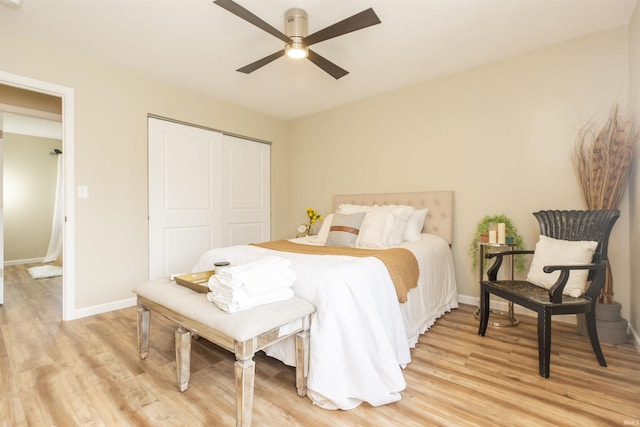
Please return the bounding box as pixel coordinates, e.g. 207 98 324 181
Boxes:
77 185 89 199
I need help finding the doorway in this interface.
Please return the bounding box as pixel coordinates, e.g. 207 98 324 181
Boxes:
0 71 76 320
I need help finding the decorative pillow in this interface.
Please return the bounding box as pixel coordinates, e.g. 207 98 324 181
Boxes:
311 213 333 244
325 212 366 247
356 210 395 249
335 203 415 246
403 208 428 242
526 235 598 298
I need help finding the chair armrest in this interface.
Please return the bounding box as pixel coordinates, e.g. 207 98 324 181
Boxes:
543 262 606 303
485 250 534 281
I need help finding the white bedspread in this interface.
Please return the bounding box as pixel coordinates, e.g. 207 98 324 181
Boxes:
192 234 458 410
399 234 459 347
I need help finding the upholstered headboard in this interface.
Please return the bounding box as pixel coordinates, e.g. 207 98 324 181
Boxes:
333 191 454 245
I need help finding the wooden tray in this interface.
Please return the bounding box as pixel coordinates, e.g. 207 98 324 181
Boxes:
174 271 214 293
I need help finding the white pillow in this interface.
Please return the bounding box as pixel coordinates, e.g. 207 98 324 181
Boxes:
356 210 395 249
336 203 415 246
336 203 372 214
381 205 415 245
526 235 598 298
403 208 428 242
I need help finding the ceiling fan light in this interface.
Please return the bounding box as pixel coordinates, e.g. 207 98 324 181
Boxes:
286 41 308 59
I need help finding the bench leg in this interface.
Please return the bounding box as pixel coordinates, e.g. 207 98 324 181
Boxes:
235 357 255 427
295 328 310 397
175 327 192 392
137 306 150 360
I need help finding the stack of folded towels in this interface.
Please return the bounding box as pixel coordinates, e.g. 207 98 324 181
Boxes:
207 255 296 313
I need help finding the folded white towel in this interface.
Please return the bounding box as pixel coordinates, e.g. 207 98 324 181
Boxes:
207 287 294 313
217 255 292 288
206 255 297 312
208 269 296 300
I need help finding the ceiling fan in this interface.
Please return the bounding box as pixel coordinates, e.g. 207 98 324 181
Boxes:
213 0 381 79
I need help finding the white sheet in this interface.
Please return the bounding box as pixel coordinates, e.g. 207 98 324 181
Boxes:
192 234 458 410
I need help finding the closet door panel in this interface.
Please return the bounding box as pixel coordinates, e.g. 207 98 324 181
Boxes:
149 119 270 279
148 118 223 279
223 135 270 246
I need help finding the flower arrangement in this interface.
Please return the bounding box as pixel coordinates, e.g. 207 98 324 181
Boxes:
305 207 323 236
573 103 638 303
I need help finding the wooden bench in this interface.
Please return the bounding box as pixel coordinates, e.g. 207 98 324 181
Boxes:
133 279 315 427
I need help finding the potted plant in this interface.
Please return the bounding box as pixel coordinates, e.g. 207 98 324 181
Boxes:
469 214 526 273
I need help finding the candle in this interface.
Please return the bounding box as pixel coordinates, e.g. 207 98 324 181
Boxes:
489 222 497 244
498 223 506 244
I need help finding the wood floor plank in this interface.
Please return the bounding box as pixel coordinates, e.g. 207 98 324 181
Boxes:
1 264 639 426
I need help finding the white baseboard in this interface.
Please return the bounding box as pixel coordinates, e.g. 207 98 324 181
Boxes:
67 296 137 321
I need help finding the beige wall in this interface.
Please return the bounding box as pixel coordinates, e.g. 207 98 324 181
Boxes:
628 3 640 341
287 26 633 318
3 133 61 262
1 33 289 311
1 20 636 331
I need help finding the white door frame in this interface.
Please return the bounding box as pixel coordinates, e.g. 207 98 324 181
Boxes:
0 71 75 321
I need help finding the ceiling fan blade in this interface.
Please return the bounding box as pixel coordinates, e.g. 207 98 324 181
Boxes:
237 50 285 74
307 49 348 80
214 0 290 43
304 8 381 46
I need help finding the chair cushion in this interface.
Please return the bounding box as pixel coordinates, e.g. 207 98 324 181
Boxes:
526 235 598 297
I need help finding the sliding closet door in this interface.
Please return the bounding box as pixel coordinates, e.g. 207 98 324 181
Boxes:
222 134 270 246
148 118 270 280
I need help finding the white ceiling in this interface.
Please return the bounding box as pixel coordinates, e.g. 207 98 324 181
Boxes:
1 0 636 120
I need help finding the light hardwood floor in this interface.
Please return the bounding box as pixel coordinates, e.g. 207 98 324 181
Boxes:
1 263 639 426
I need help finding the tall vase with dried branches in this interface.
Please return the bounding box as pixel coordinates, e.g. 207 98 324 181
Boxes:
573 103 638 304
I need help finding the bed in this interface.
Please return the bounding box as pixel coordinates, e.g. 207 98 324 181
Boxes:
192 191 458 410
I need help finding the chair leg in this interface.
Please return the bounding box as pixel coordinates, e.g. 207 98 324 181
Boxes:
537 309 552 378
585 309 607 367
478 285 489 336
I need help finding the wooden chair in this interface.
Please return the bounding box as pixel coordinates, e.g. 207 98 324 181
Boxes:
478 210 620 378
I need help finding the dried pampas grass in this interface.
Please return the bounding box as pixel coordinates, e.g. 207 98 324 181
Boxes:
574 104 637 210
573 103 638 303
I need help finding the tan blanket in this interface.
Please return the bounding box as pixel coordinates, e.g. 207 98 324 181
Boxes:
253 240 419 303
